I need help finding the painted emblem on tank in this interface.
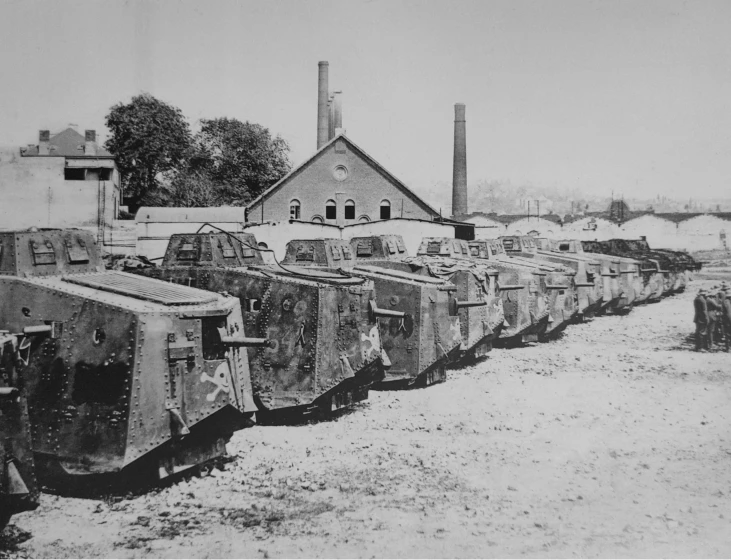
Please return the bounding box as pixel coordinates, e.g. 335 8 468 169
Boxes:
449 318 462 342
360 326 381 359
200 361 231 401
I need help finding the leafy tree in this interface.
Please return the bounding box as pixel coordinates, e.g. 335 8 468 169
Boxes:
145 171 224 208
190 118 291 205
105 93 192 207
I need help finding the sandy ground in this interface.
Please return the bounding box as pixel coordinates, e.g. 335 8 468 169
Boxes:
3 275 731 559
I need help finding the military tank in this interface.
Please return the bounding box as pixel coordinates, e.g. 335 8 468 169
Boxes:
280 236 462 387
405 238 505 359
470 239 578 336
137 232 385 417
582 239 683 296
0 333 39 529
466 240 550 343
0 229 256 494
625 237 696 289
537 238 644 311
500 235 610 317
581 241 664 302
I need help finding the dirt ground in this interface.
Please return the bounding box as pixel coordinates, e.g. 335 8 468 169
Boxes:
3 275 731 559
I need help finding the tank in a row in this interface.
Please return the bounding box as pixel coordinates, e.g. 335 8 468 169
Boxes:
1 228 693 529
137 232 386 416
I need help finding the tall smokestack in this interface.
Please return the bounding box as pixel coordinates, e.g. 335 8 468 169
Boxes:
333 90 343 135
452 103 468 217
328 92 335 140
317 61 329 149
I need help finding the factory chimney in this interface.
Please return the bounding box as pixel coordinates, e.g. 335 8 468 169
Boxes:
333 91 343 135
317 61 330 149
452 103 468 217
328 92 335 141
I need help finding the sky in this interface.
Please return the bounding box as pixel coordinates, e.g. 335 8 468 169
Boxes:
1 0 729 210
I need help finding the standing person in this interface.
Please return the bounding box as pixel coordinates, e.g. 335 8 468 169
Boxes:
694 289 709 351
722 287 731 353
706 289 721 349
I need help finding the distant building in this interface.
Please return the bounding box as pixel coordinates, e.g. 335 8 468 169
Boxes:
0 128 121 247
246 134 441 225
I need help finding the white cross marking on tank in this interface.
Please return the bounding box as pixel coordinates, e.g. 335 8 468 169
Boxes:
200 361 231 402
449 319 461 341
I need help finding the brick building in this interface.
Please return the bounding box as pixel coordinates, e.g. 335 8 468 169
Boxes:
246 134 440 225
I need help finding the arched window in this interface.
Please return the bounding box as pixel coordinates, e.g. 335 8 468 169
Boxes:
380 199 391 220
311 215 324 224
358 215 370 223
290 199 301 220
344 199 355 220
326 199 336 220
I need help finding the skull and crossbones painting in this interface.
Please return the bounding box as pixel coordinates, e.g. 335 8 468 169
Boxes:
360 325 381 360
200 361 232 402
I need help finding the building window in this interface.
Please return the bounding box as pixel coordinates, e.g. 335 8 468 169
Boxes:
326 199 336 220
311 215 324 224
64 168 86 181
333 165 349 181
345 200 355 220
64 167 113 181
358 215 370 223
290 199 301 220
380 200 391 220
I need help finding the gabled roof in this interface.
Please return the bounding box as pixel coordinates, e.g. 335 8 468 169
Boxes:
247 134 440 218
21 128 112 157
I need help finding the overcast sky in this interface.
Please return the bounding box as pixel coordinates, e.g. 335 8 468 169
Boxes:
1 0 729 205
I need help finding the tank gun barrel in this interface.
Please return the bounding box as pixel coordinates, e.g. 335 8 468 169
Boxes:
453 298 488 308
22 325 53 335
221 335 275 348
369 300 407 318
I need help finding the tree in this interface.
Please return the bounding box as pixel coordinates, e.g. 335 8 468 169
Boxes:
105 93 192 208
191 118 291 205
145 171 224 208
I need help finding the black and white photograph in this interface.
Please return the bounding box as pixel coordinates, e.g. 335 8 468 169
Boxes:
0 0 730 557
